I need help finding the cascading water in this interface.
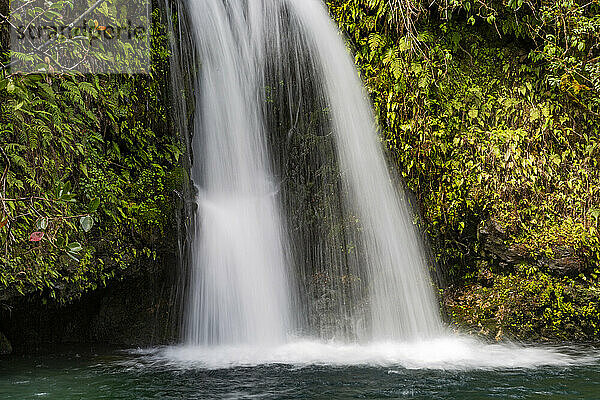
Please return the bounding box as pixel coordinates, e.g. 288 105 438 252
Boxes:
183 0 442 346
158 0 595 371
285 1 442 340
183 0 294 345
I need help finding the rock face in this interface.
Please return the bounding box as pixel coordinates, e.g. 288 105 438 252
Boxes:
0 331 12 355
0 252 182 354
479 221 529 267
443 219 600 342
479 221 585 275
538 246 585 275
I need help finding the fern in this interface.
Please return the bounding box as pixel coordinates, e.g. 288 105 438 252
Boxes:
25 176 42 193
9 154 26 169
391 59 403 80
78 82 98 100
37 82 56 100
369 33 387 52
383 47 398 65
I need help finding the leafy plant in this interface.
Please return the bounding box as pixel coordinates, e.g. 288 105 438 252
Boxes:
0 4 183 303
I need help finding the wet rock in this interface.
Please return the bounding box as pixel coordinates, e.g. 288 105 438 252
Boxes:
537 246 584 275
0 331 12 355
479 221 529 266
479 221 583 275
0 251 180 354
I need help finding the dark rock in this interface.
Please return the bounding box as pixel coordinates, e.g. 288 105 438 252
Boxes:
0 331 12 355
479 220 584 275
0 251 182 354
537 246 585 275
479 220 529 266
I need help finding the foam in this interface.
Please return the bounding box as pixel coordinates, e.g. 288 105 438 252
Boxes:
149 336 597 370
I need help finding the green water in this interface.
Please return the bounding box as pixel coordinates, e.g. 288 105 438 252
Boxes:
1 346 600 399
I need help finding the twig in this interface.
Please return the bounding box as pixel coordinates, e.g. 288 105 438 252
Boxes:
0 145 10 256
0 196 70 202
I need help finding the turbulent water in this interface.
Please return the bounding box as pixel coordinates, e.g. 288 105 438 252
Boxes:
184 0 294 345
164 337 596 370
2 348 600 399
184 0 440 346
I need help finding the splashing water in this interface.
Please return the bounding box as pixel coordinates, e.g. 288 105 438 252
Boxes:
176 0 592 369
159 337 598 370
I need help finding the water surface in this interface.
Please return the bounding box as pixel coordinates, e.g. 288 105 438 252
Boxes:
2 340 599 399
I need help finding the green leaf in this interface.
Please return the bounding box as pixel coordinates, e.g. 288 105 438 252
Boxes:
67 242 83 252
36 217 48 230
60 193 77 202
88 198 101 213
67 252 80 262
80 216 94 232
398 37 410 52
530 108 540 121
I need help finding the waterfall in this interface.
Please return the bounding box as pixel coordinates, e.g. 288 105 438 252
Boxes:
183 0 443 346
183 0 293 345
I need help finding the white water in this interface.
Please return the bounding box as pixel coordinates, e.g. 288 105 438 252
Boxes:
179 0 588 370
285 0 442 340
185 0 441 346
184 0 293 345
160 338 595 370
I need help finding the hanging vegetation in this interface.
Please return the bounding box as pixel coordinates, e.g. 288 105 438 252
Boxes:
0 4 183 304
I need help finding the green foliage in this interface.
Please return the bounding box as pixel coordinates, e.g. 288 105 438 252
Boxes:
446 263 600 340
6 0 151 74
0 6 182 303
328 0 600 340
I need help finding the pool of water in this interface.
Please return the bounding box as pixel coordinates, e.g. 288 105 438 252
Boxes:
2 339 600 399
